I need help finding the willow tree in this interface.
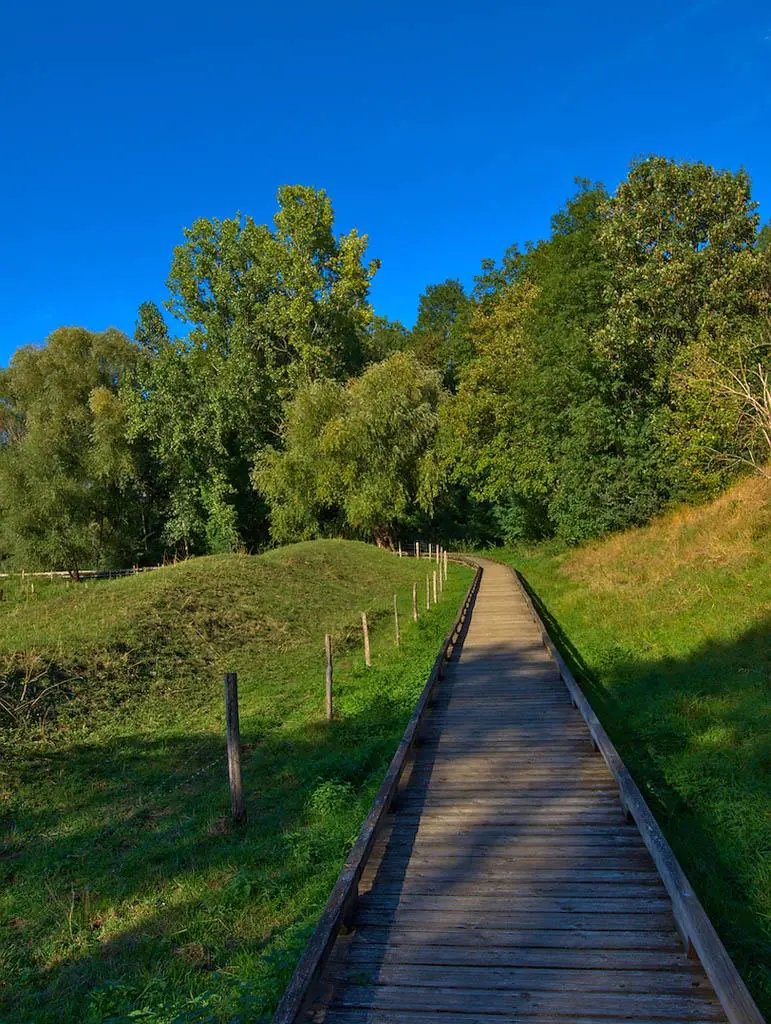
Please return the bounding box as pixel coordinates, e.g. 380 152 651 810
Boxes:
255 351 445 546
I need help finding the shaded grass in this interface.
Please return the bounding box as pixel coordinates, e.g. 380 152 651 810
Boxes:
0 541 472 1023
488 475 771 1015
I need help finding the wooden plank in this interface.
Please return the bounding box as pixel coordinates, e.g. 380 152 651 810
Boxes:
388 822 644 839
345 924 683 950
327 962 710 993
363 867 662 884
329 985 724 1020
323 1010 722 1024
369 846 655 868
400 789 621 801
336 940 694 971
359 880 667 899
359 893 671 913
355 907 678 931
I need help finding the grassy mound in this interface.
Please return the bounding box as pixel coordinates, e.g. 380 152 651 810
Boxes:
499 473 771 1014
0 541 472 1023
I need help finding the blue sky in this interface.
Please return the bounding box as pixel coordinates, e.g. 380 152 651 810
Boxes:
1 0 770 365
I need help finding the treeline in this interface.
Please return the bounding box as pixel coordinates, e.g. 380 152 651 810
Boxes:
1 160 769 571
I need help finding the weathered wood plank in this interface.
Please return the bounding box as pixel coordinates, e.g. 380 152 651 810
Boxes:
359 893 672 913
336 941 695 971
323 1010 722 1024
327 962 710 993
359 880 667 898
355 907 678 931
362 868 662 885
329 985 724 1020
347 924 683 950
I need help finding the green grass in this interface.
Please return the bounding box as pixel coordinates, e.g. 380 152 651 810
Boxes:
0 541 472 1024
487 473 771 1016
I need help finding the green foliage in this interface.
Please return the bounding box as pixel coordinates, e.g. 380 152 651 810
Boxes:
0 541 472 1023
363 315 411 361
449 162 771 543
128 186 379 555
411 278 474 379
3 163 769 562
255 351 445 545
0 327 155 572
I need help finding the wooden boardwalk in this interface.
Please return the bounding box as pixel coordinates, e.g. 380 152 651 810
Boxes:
310 559 729 1024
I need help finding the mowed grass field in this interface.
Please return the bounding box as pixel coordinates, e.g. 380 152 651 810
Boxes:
495 473 771 1016
0 541 472 1024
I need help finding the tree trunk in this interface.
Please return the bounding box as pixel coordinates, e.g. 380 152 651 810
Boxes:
373 526 394 550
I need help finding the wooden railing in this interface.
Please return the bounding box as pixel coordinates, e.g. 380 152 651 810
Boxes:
513 567 765 1024
271 558 483 1024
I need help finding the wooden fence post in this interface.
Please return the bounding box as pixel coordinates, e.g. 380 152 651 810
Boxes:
361 612 371 667
412 581 418 622
428 542 432 561
415 541 419 558
443 549 448 582
398 543 402 558
325 634 333 721
433 571 438 604
439 561 444 594
224 672 246 825
394 595 400 646
436 545 440 565
426 575 431 610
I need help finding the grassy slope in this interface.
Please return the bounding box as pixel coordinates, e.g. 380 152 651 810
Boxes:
0 541 472 1024
495 474 771 1015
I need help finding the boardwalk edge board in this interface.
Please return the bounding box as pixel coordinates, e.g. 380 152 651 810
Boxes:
271 558 483 1024
512 565 765 1024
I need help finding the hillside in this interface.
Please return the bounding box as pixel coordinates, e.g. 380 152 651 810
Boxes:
502 473 771 1014
0 541 473 1023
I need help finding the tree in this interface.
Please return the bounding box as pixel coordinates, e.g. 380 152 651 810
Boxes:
363 315 411 362
445 182 614 541
0 327 149 573
129 185 380 554
255 351 445 546
411 279 474 377
447 162 771 543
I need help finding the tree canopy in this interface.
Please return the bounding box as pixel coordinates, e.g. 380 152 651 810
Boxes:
2 158 769 569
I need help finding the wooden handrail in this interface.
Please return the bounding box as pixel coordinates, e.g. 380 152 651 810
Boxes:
512 566 765 1024
271 559 483 1024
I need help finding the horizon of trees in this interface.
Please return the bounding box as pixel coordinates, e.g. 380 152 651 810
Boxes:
1 157 770 572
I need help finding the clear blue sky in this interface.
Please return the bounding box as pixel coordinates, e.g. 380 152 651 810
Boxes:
1 0 770 365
